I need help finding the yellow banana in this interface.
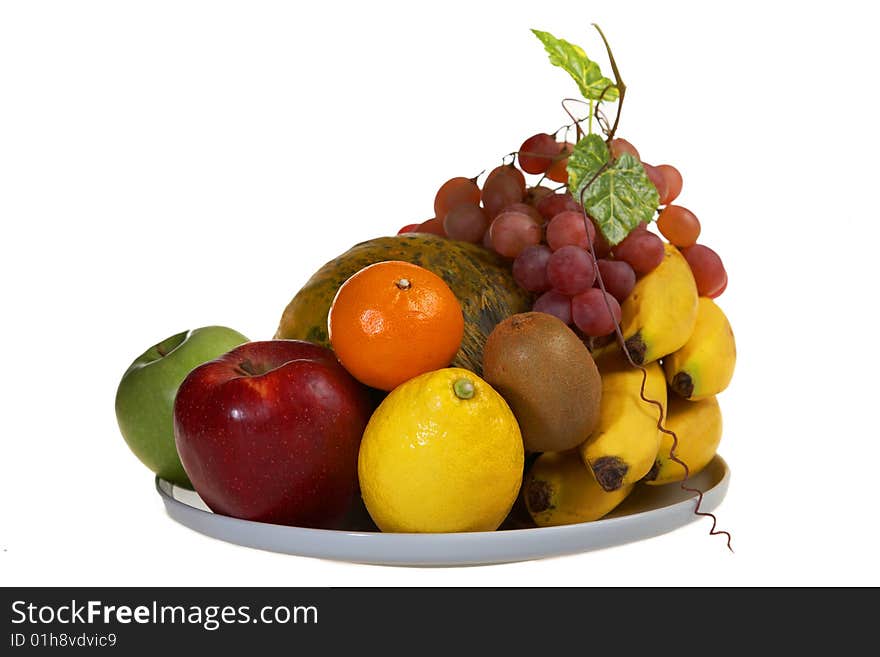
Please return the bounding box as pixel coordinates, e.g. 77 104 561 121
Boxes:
579 350 666 491
523 450 633 527
663 297 736 400
644 394 722 485
618 242 699 365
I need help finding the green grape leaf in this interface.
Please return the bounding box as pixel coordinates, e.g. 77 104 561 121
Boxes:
566 133 609 192
567 135 659 246
532 29 619 102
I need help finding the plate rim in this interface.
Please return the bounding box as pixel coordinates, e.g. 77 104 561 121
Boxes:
155 455 730 565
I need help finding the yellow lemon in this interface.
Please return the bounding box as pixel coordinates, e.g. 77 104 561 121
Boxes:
358 368 524 533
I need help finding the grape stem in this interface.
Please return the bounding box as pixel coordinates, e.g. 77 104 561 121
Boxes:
561 98 586 141
560 98 595 141
554 116 591 139
594 106 611 138
592 23 625 145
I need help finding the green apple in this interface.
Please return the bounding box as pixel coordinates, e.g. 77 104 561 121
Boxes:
115 326 248 487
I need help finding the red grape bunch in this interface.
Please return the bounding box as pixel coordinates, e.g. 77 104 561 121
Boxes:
397 132 727 340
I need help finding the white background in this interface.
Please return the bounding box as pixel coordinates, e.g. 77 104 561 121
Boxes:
2 1 878 586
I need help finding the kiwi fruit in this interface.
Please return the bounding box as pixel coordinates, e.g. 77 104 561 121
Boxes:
482 312 601 452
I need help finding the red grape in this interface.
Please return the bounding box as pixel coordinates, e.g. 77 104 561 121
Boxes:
397 223 421 235
546 142 574 183
546 210 596 251
533 290 572 325
682 244 727 296
434 177 480 220
707 270 728 298
417 217 446 237
481 227 493 249
512 245 552 292
489 210 542 258
443 204 489 243
547 245 595 295
572 288 621 337
518 134 559 174
482 166 524 217
536 192 581 221
525 185 554 206
610 138 640 160
612 230 664 274
503 202 543 224
657 205 701 247
596 259 636 302
656 165 683 205
485 164 526 195
642 163 668 205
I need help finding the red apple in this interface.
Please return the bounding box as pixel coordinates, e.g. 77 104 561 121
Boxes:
173 340 373 528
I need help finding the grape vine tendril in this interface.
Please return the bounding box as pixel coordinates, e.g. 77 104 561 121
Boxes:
576 23 733 552
578 194 733 553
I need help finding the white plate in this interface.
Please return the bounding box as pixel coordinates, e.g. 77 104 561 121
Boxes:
156 455 729 566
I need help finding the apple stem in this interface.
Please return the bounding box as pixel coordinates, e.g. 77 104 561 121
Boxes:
235 359 260 377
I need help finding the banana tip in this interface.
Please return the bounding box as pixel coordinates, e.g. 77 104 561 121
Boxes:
671 372 694 398
592 456 628 492
525 479 553 513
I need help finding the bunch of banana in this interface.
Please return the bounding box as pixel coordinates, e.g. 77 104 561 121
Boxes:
601 240 736 486
518 241 737 528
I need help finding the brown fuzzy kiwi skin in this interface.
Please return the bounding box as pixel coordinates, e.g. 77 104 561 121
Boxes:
482 312 602 453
